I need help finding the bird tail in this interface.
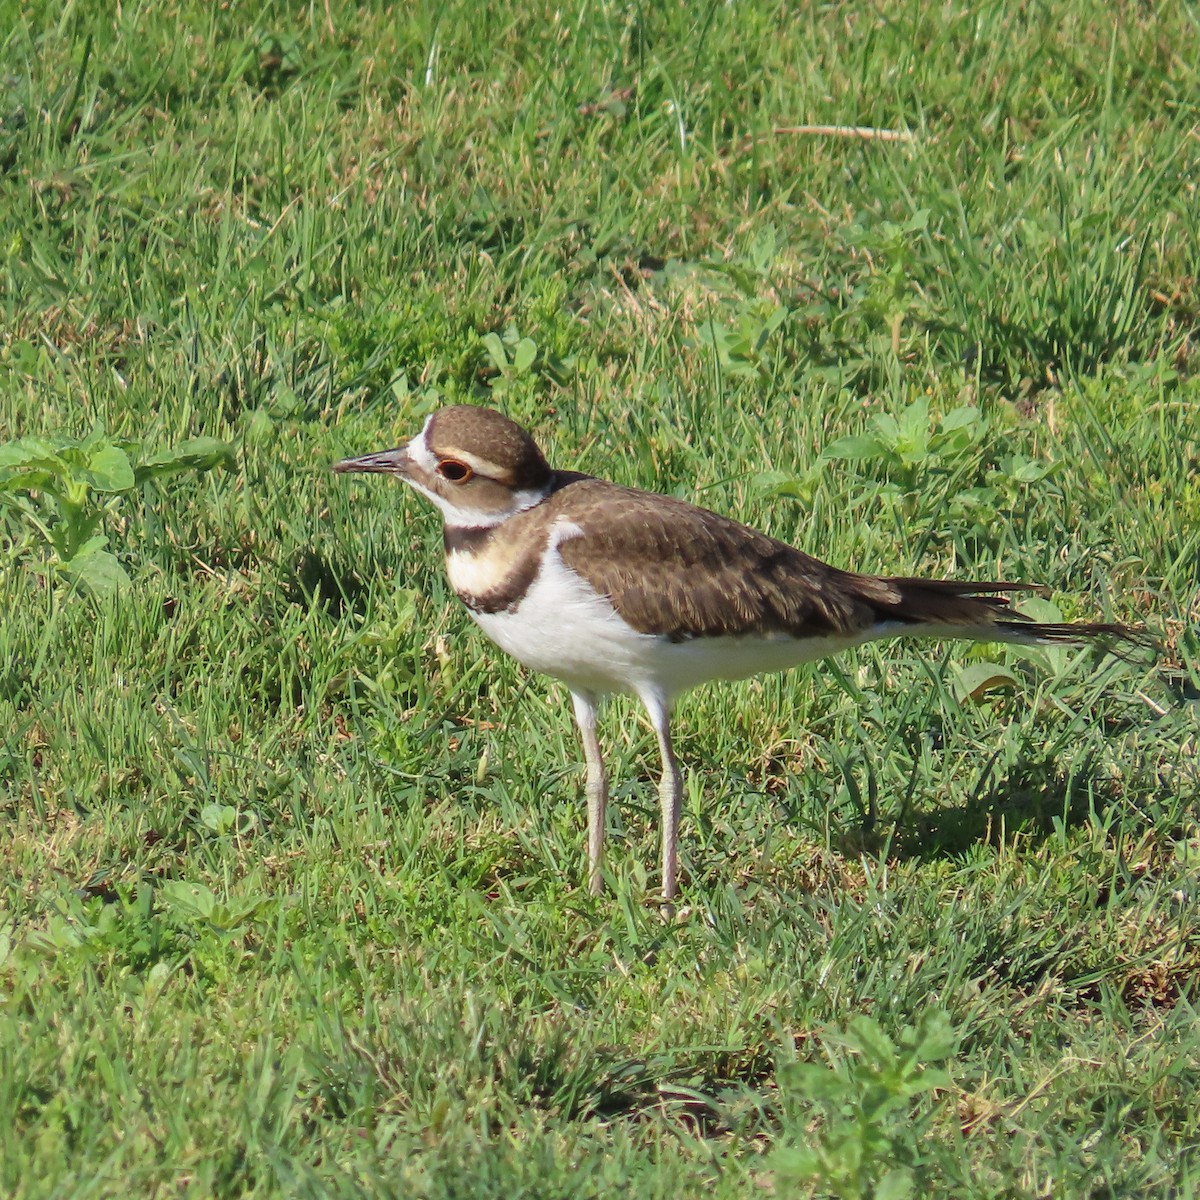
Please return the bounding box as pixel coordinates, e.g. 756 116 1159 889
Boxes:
986 618 1155 660
854 576 1153 657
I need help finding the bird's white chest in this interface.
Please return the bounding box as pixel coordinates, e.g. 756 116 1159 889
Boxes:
456 534 881 702
465 542 656 696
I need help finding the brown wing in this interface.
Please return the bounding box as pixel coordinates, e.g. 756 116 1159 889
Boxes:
545 475 1076 643
548 477 880 640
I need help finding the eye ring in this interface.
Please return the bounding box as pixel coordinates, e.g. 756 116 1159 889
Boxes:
437 459 473 483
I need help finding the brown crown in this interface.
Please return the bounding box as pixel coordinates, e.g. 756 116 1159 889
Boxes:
426 406 552 490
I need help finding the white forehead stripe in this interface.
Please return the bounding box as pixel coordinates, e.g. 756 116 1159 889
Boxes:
406 418 439 473
455 450 515 479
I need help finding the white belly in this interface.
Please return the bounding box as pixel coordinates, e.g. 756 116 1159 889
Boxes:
466 542 893 702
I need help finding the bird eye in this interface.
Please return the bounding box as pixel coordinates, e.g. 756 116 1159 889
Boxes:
437 459 473 483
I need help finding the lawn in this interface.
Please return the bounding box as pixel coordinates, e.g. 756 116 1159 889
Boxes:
1 1 1198 1195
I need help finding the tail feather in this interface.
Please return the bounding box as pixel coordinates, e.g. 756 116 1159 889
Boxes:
853 575 1153 657
993 619 1156 658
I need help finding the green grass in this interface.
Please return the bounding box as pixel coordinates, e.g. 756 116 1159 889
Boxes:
2 0 1199 1195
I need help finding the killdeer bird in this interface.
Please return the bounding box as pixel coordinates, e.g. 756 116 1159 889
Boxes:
335 405 1143 903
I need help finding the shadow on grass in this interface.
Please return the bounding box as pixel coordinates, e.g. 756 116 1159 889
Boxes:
879 747 1180 864
285 548 367 616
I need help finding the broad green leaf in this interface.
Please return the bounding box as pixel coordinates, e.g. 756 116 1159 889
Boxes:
873 413 903 445
754 304 788 345
754 470 815 501
896 435 929 467
511 337 537 374
1014 596 1064 625
779 1061 842 1099
1007 456 1054 484
953 663 1020 702
822 434 886 462
269 386 302 418
748 224 777 272
770 1146 822 1179
846 1016 898 1065
481 332 508 370
82 444 135 492
916 1066 953 1092
0 465 59 493
71 534 108 559
905 208 930 232
135 437 235 483
0 436 63 471
209 893 270 932
160 881 217 920
244 410 276 447
909 1010 958 1061
58 547 130 594
200 803 238 835
896 400 931 462
0 439 67 494
876 1167 915 1200
940 405 981 433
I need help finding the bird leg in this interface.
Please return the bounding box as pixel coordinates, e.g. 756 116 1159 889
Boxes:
642 692 682 903
571 690 607 896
